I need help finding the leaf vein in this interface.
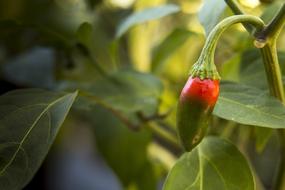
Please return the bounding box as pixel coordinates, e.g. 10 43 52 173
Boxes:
0 94 71 176
219 96 284 120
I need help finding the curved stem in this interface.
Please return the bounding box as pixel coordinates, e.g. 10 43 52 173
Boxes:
224 0 255 33
201 15 264 63
191 15 265 80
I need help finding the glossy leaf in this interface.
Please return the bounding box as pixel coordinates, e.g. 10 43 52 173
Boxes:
116 4 180 38
198 0 226 36
214 82 285 129
163 137 254 190
151 28 194 73
0 89 77 190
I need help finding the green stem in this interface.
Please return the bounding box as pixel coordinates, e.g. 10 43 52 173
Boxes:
80 91 180 149
146 122 180 148
224 0 255 33
224 1 285 190
259 5 285 190
191 15 265 80
256 6 285 190
80 91 139 130
260 3 285 40
260 43 285 102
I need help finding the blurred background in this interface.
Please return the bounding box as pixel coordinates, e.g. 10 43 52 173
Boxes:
0 0 284 189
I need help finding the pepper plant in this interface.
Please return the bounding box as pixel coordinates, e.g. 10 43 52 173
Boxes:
0 0 284 190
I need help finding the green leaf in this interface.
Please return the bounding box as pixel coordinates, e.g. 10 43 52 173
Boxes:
239 50 267 89
76 22 115 69
239 49 285 89
76 22 93 48
62 69 163 115
163 137 254 190
87 106 155 189
220 54 241 82
213 82 285 129
261 2 284 23
135 161 157 190
0 89 77 190
198 0 226 36
116 4 180 38
0 0 92 38
151 28 194 73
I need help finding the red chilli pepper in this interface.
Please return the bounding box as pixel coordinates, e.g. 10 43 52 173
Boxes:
177 76 219 151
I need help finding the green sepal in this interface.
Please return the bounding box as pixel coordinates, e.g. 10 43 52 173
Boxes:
189 15 265 81
190 60 221 80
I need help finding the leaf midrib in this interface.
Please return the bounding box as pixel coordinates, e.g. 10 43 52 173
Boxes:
186 148 230 190
0 94 71 176
217 96 285 121
199 150 227 190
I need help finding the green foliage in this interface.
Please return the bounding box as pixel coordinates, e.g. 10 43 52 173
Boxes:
0 0 284 189
198 0 227 36
151 28 194 73
214 82 285 129
59 69 162 188
163 137 254 190
62 69 163 117
220 54 241 82
116 4 180 38
0 89 77 189
240 50 285 89
86 106 156 189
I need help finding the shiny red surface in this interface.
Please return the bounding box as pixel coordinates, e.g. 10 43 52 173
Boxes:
180 77 220 107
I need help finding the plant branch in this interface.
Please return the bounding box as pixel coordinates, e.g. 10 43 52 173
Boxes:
148 142 177 170
225 2 285 190
260 3 285 40
257 11 285 190
80 91 180 149
136 110 172 122
80 91 140 130
146 121 180 149
260 43 285 102
224 0 255 33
